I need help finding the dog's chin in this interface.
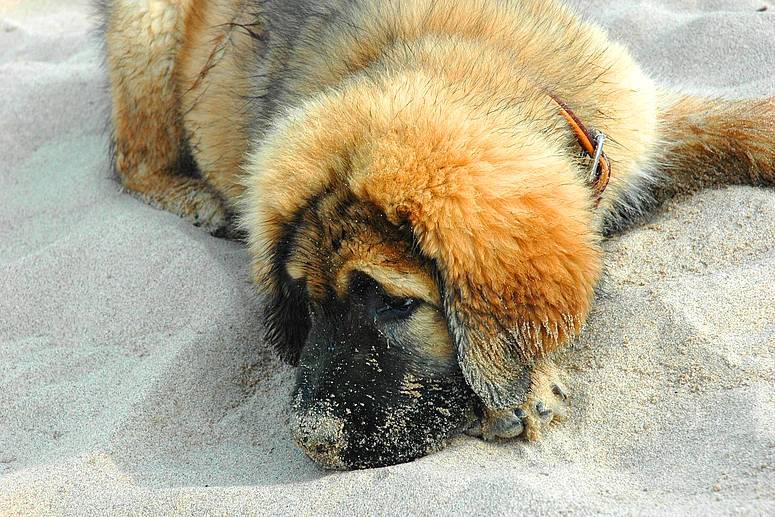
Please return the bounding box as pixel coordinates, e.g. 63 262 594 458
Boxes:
290 379 478 470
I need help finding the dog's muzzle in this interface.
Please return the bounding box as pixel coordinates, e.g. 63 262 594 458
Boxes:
291 407 349 470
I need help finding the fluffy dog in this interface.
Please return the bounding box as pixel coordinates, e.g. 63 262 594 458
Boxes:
98 0 774 469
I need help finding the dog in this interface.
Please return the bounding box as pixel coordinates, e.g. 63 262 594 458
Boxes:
98 0 774 469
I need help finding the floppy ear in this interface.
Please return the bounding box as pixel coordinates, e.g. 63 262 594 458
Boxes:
263 272 310 366
353 147 602 410
251 221 311 366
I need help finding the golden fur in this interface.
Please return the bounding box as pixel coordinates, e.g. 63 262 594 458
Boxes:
100 0 774 458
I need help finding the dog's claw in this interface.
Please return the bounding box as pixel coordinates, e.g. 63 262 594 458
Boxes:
552 383 568 400
480 408 524 440
474 362 571 443
535 401 553 420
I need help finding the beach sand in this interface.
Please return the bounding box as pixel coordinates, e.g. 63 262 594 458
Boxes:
0 0 773 514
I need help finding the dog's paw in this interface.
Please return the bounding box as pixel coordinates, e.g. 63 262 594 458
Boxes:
206 210 246 241
186 189 229 234
467 361 569 442
183 188 244 240
519 367 569 442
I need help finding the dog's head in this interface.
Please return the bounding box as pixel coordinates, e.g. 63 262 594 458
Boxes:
242 73 602 469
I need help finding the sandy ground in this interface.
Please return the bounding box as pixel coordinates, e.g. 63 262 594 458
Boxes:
0 0 773 515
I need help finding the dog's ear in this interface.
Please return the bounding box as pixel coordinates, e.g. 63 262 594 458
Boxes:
263 272 310 366
250 221 311 366
353 150 602 410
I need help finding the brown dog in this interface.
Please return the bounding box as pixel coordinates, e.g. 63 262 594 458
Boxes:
98 0 774 469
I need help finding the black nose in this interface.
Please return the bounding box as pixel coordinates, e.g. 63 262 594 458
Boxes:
292 411 348 470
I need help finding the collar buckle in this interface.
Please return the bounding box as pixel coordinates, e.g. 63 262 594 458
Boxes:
548 94 612 207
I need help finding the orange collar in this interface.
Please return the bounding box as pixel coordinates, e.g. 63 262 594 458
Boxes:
548 94 611 206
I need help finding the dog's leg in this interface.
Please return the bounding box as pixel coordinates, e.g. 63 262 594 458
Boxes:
654 94 774 201
104 0 232 236
468 358 570 442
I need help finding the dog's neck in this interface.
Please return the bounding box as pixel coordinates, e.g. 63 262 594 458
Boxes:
548 94 612 206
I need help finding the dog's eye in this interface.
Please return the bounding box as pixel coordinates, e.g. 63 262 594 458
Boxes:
375 296 420 321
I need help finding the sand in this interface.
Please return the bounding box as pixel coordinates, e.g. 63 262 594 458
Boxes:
0 0 773 514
